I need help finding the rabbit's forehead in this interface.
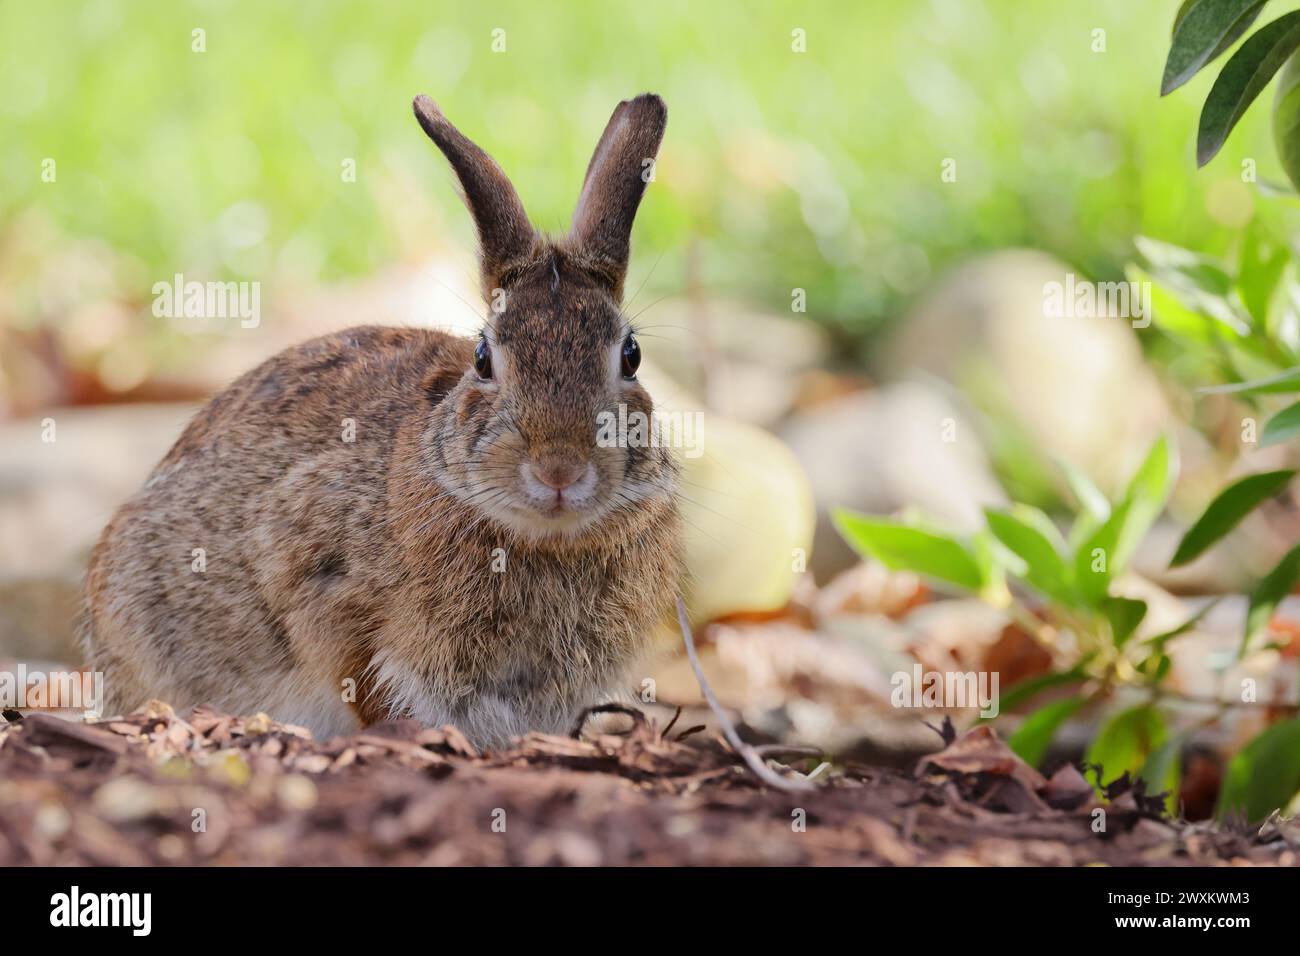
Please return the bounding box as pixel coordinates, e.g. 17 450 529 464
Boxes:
495 302 621 348
497 309 615 386
493 271 624 351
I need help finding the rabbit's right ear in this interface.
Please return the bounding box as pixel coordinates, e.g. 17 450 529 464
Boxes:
569 94 667 301
413 95 536 292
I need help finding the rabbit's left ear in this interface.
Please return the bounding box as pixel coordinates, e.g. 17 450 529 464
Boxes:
413 95 536 293
569 94 667 301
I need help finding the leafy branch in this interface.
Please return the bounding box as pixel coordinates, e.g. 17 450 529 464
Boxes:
1163 0 1300 188
834 431 1300 822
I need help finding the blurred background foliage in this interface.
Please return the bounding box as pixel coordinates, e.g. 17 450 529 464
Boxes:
0 0 1292 376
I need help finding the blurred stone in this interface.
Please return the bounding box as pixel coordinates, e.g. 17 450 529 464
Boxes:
812 560 927 622
778 382 1008 582
0 403 189 663
880 249 1286 596
639 358 817 627
0 404 195 579
0 574 82 663
674 417 816 623
883 249 1171 497
888 599 1022 676
617 297 831 427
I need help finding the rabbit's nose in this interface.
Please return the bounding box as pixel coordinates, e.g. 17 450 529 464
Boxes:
529 455 587 491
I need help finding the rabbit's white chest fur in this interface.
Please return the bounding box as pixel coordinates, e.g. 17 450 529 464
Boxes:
346 544 658 750
262 606 631 750
368 650 598 747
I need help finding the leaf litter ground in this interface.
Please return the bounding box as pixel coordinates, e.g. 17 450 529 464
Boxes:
1 704 1295 866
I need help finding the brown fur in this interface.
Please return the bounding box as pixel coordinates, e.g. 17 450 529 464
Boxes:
83 94 681 748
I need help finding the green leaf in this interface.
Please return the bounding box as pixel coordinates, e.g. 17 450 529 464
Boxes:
1057 459 1110 522
1117 436 1178 567
990 666 1089 720
1076 503 1128 605
1199 365 1300 394
1058 459 1111 554
1217 717 1300 822
1100 596 1148 647
1134 269 1220 345
1136 242 1283 352
1139 737 1184 815
1170 469 1295 565
1243 540 1300 655
984 507 1076 606
1135 236 1235 299
1085 705 1170 795
832 510 985 592
1132 239 1272 351
1164 0 1270 95
1257 176 1300 196
1272 46 1300 195
1137 650 1173 684
1198 10 1300 167
1138 267 1248 345
1237 220 1290 329
1144 598 1221 651
1009 696 1086 768
1075 437 1177 605
1261 399 1300 445
969 528 1009 604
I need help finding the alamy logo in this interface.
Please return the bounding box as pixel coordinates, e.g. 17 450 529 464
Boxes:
1042 274 1150 328
891 664 999 719
1 666 103 716
152 272 260 328
50 886 151 936
596 404 704 459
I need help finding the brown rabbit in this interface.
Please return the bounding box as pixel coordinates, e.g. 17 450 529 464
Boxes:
82 93 682 748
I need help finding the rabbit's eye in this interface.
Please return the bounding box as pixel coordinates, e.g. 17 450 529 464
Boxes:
474 338 493 380
621 335 641 379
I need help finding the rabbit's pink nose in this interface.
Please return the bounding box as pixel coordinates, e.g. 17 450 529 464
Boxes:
530 457 586 491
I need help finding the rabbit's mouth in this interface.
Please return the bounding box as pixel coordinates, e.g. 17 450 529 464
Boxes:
518 459 599 511
491 497 607 540
448 459 608 539
512 459 603 528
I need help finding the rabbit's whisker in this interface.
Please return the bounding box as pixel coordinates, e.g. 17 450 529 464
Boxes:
623 248 666 310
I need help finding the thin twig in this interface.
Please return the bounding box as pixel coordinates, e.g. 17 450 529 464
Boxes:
675 724 707 741
676 597 814 792
660 705 683 740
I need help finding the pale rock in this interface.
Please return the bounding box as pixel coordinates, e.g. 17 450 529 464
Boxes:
779 382 1007 582
883 249 1171 497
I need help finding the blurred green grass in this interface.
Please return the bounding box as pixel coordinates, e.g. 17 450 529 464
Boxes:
0 0 1284 359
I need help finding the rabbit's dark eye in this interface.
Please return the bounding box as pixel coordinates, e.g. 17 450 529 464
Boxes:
474 338 493 380
621 335 641 379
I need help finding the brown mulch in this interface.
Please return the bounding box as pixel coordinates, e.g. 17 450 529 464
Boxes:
0 704 1294 866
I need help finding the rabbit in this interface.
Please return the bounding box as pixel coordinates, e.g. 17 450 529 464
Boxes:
81 93 682 749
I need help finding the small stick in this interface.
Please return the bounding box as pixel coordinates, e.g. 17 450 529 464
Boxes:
676 597 813 792
661 705 683 740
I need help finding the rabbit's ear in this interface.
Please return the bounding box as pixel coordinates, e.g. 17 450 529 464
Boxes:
569 94 667 301
413 95 535 290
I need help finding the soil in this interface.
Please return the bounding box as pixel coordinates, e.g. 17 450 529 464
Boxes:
1 704 1293 867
